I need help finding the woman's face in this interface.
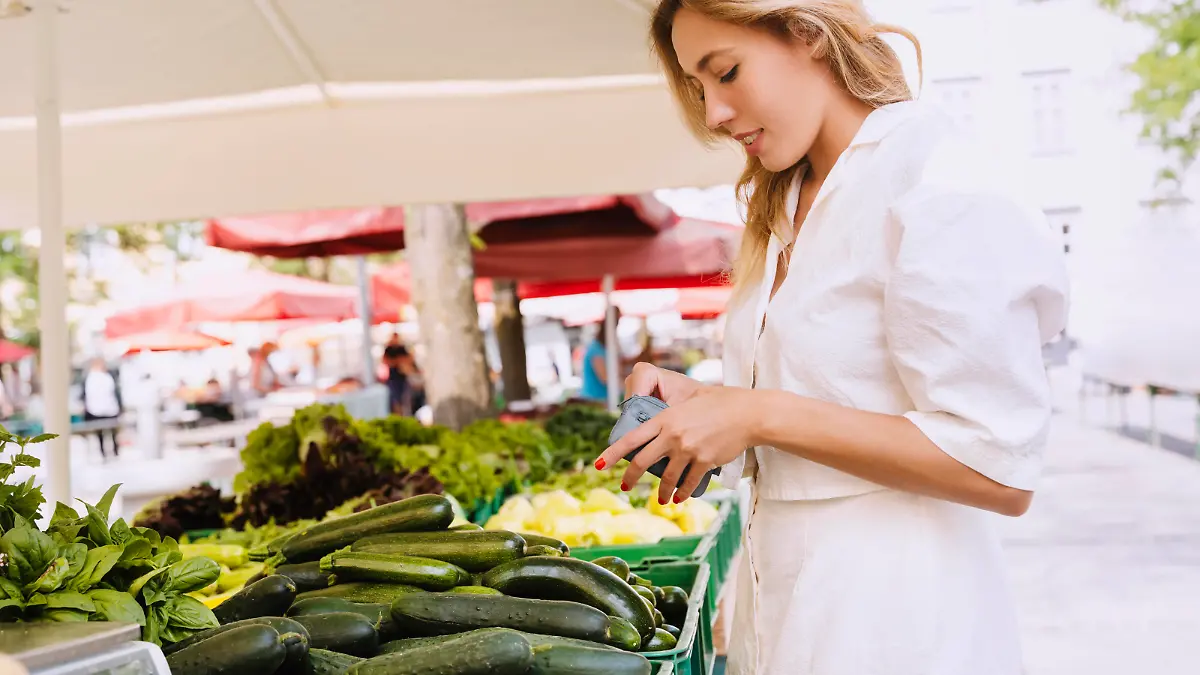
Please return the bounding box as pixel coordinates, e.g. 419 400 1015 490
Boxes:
671 9 834 171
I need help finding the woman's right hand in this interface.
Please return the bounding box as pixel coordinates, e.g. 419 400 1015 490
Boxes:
624 362 708 405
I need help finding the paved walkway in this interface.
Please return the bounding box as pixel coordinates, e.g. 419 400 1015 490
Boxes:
999 414 1200 674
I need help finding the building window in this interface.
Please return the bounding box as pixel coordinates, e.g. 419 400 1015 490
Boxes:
929 77 982 137
1023 70 1071 155
1044 207 1080 255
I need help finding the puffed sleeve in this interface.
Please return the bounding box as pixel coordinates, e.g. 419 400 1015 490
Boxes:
884 185 1070 490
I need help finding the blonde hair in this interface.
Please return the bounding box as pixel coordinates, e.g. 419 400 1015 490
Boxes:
651 0 922 294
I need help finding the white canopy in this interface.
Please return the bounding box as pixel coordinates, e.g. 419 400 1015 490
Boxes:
0 0 741 230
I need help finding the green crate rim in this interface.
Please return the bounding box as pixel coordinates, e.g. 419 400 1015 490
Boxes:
640 562 711 663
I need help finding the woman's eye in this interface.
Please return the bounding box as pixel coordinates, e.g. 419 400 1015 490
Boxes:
719 65 739 84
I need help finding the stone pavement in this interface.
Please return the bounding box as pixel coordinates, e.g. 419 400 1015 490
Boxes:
998 414 1200 674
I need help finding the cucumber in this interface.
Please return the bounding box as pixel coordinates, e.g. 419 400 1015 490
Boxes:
529 643 651 675
281 495 454 563
321 551 469 590
278 631 310 675
162 616 310 656
632 586 656 607
389 592 640 650
518 533 569 555
308 648 365 675
657 586 688 628
447 585 503 596
523 544 563 557
481 557 656 639
354 531 526 573
291 612 380 657
662 624 681 640
379 629 620 656
272 561 334 593
346 628 534 675
590 557 631 583
451 523 483 531
287 598 399 640
296 581 424 604
640 628 677 652
165 624 287 675
212 574 297 624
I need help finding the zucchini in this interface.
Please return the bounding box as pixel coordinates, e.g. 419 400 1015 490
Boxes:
278 631 310 675
662 624 681 640
606 618 641 653
590 557 631 583
523 544 563 557
287 598 399 640
291 612 380 657
389 592 640 650
640 628 677 652
346 628 534 675
308 648 365 675
353 531 526 572
296 581 424 604
518 533 569 555
628 574 652 589
652 608 664 628
481 557 656 639
651 586 666 606
165 624 287 675
353 530 521 567
447 585 503 595
380 629 620 656
632 585 656 607
212 574 297 624
451 523 483 531
529 643 651 675
272 561 334 593
281 495 454 563
321 551 469 590
162 616 309 656
657 586 688 628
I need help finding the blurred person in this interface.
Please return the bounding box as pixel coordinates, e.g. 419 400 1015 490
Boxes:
82 358 121 459
248 342 281 397
382 334 415 415
579 308 643 403
594 3 1069 674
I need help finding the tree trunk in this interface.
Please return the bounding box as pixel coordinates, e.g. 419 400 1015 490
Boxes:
406 204 492 430
492 279 531 403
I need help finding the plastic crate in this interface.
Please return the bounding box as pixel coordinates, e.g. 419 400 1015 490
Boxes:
654 662 676 675
466 484 517 526
637 562 713 675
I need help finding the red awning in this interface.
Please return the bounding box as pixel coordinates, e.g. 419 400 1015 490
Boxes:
371 264 496 323
117 330 233 356
104 269 359 338
0 340 34 364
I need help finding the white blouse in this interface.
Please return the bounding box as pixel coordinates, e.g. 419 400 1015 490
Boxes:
720 100 1070 500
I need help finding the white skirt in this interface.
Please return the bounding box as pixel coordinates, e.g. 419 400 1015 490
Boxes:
726 488 1024 675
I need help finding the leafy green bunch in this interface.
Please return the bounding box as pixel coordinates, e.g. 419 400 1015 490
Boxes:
543 405 619 473
0 427 56 533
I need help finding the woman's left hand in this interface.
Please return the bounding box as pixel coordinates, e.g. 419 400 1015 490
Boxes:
595 386 759 505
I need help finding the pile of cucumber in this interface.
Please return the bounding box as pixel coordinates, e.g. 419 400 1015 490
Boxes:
162 494 690 675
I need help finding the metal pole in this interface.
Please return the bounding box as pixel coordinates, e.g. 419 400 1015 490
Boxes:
602 274 619 413
354 256 374 388
34 0 71 507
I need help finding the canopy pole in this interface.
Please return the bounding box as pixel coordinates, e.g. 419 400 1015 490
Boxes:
354 256 374 388
602 274 619 413
34 0 71 506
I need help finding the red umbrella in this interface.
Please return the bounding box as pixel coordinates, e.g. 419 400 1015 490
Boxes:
0 340 34 364
104 269 359 339
371 263 496 323
117 330 232 356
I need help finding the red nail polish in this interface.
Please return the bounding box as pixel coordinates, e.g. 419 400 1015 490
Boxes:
620 483 629 492
673 494 684 504
594 459 606 471
658 497 667 505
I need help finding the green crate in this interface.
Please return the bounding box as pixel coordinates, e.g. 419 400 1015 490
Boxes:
654 663 675 675
467 483 518 525
570 534 705 567
637 562 713 675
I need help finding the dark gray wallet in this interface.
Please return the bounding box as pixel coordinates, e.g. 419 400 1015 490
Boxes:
608 395 721 498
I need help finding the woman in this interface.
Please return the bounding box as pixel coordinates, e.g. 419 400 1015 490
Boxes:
595 2 1069 674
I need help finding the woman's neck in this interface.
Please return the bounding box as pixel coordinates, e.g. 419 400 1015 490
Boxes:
806 96 874 183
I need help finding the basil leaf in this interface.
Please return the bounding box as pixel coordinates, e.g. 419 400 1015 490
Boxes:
66 545 123 592
159 624 202 645
88 589 146 625
33 608 90 623
152 550 182 569
25 592 47 608
23 557 69 594
109 518 133 546
80 501 112 548
45 590 95 612
119 537 153 564
93 484 121 522
58 543 87 584
165 594 219 631
0 525 57 585
128 567 169 601
165 558 220 595
50 502 81 526
132 527 161 547
0 578 22 601
143 604 170 646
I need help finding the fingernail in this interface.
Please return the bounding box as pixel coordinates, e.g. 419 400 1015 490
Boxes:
620 482 629 492
594 459 606 471
673 494 684 503
658 497 668 505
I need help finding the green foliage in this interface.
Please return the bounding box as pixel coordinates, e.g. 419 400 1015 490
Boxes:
1102 0 1200 185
